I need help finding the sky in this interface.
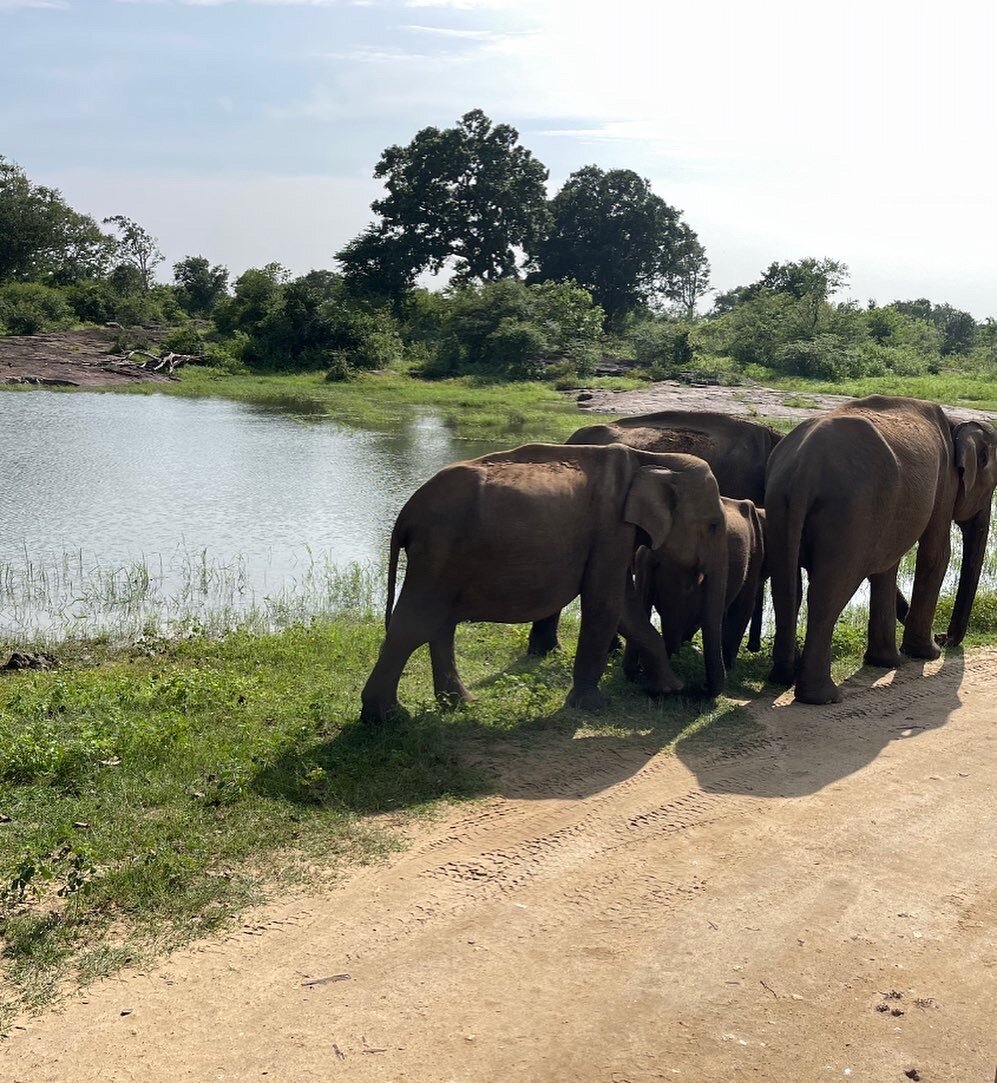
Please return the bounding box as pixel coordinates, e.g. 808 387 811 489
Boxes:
2 0 996 315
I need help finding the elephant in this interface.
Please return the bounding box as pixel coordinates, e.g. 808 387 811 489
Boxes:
622 497 766 685
527 410 782 658
766 395 997 704
360 442 727 723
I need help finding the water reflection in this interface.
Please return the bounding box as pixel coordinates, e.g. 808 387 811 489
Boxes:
0 391 498 638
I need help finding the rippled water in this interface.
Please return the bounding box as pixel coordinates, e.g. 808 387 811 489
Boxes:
0 390 994 642
0 391 497 639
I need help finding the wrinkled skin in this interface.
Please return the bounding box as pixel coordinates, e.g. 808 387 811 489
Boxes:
623 498 765 689
360 443 726 723
528 411 782 657
766 396 997 704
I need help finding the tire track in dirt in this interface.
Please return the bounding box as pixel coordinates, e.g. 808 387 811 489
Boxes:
4 650 994 1082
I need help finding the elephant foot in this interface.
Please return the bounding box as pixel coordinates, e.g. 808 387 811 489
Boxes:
643 670 685 697
359 698 407 725
565 685 610 712
621 645 643 683
435 687 476 711
527 636 560 658
793 679 843 705
767 661 797 686
863 648 904 669
901 636 942 661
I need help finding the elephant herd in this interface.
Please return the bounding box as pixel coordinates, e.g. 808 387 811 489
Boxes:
360 395 997 722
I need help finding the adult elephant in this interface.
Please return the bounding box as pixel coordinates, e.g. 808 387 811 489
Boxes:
527 410 782 657
623 497 765 683
360 443 727 723
766 396 997 704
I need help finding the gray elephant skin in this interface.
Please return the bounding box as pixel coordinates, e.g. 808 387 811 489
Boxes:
766 395 997 704
528 410 781 659
623 497 765 686
360 442 726 723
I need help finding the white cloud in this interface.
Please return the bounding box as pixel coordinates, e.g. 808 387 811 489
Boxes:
402 23 509 39
0 0 68 9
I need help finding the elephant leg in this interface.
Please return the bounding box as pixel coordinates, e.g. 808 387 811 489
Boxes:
746 581 765 652
865 564 903 668
565 594 620 712
770 563 804 687
360 591 443 724
527 613 562 657
621 635 644 682
618 578 684 698
430 624 474 709
900 523 950 660
723 586 757 671
795 563 864 705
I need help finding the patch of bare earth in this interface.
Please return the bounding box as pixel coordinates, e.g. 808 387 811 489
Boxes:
3 649 995 1081
576 379 996 423
0 329 175 388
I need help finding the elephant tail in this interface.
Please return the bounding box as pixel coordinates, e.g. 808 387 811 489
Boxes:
384 523 403 630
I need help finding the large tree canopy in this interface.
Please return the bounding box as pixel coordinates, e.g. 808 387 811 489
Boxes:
530 166 705 324
0 157 115 285
338 110 549 291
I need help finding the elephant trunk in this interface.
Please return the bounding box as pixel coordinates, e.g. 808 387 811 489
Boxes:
945 503 993 646
701 552 729 696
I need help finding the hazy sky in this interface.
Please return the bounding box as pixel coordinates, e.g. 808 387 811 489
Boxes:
2 0 996 315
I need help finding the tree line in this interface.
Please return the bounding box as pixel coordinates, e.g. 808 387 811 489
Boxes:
1 113 994 385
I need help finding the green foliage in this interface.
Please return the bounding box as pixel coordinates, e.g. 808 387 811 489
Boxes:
771 335 864 380
162 322 205 356
430 278 604 379
173 256 229 317
0 157 115 285
217 265 402 375
0 282 74 335
340 109 549 288
890 298 977 355
531 165 705 324
630 319 695 375
102 215 164 291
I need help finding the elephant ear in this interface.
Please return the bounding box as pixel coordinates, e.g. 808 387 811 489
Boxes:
954 423 981 497
624 467 675 550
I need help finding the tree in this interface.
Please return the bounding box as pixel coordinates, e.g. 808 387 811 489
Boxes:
0 157 115 284
669 225 711 316
173 255 229 316
890 298 977 355
712 257 849 334
531 166 700 325
336 224 418 306
103 214 164 290
339 109 549 286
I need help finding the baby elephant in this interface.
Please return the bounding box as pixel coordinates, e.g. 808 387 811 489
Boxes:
360 442 727 723
624 497 766 685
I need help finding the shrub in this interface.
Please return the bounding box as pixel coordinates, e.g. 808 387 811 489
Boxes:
0 282 74 335
486 318 548 379
772 335 865 380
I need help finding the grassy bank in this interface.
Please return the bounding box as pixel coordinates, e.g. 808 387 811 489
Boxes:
112 367 613 444
3 590 996 1030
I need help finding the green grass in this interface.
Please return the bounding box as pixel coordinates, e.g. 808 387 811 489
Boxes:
760 370 997 416
110 367 602 443
4 592 996 1029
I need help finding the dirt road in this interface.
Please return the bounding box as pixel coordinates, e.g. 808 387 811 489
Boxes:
576 380 997 424
4 652 995 1082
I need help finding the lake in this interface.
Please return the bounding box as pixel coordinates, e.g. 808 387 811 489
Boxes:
0 391 498 639
0 390 993 642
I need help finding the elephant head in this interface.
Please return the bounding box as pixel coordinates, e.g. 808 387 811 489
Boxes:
624 460 729 695
945 419 997 645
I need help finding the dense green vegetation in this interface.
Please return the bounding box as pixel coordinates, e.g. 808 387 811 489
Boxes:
5 115 993 390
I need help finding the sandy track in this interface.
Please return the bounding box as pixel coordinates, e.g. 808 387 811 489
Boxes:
576 380 997 424
4 652 996 1082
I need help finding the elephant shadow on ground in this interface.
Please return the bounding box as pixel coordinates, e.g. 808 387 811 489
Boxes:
251 660 736 814
675 649 967 800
